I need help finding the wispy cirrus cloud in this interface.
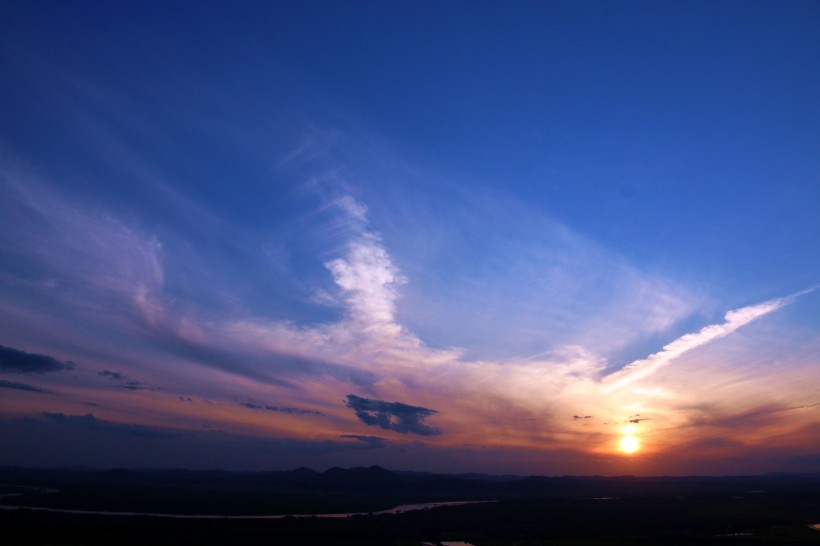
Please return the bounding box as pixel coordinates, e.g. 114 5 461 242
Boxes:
0 379 53 394
602 294 800 391
0 163 164 301
0 162 167 368
0 165 376 392
365 181 703 362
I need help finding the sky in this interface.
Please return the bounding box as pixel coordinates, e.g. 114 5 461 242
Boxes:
0 1 818 476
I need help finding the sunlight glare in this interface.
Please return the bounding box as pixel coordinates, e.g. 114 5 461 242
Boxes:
620 436 640 454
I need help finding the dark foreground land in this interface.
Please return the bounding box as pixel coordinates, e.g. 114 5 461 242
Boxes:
1 466 820 545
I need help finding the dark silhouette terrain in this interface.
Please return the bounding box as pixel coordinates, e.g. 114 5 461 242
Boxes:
2 466 819 544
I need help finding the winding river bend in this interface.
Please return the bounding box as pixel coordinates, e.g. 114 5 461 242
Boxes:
0 499 493 520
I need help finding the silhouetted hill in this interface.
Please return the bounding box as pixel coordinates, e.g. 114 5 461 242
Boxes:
319 465 403 488
2 466 820 502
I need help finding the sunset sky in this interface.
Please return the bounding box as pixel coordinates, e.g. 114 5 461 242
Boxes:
1 1 818 475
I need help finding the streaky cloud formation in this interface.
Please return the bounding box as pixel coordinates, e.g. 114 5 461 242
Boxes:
0 345 75 374
118 381 159 392
346 395 441 436
339 434 389 449
602 293 802 391
0 379 53 394
40 413 184 439
240 401 324 416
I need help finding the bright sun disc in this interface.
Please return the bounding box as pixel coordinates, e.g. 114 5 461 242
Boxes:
620 436 639 454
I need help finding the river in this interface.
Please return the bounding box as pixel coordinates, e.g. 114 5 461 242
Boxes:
0 499 493 520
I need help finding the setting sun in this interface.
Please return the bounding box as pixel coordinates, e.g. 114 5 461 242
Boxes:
620 436 640 454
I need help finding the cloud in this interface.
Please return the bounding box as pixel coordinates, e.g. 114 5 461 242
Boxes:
700 402 820 432
346 394 441 436
40 412 183 438
0 161 374 392
681 436 745 451
603 295 796 391
325 235 406 333
142 312 378 389
118 380 159 391
0 148 815 474
0 413 407 469
309 190 408 339
0 379 53 393
0 345 74 373
369 182 703 361
0 163 164 302
339 434 389 449
239 401 324 416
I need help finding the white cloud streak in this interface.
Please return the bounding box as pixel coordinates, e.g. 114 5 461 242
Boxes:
602 295 798 391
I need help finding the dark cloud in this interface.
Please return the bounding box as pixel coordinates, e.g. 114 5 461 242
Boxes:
118 380 159 391
40 412 182 438
98 369 125 380
239 401 324 416
0 416 383 468
0 344 74 373
572 415 592 420
179 396 193 402
0 379 53 393
339 434 389 449
345 394 441 436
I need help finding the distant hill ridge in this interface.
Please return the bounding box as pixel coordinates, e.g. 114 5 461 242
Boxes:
1 465 818 500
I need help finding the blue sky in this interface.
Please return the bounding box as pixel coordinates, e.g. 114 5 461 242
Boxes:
0 1 818 474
